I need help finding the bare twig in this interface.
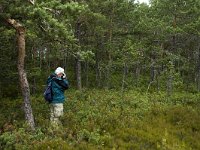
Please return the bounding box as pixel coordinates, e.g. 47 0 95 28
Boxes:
28 0 35 5
42 7 61 15
43 7 54 12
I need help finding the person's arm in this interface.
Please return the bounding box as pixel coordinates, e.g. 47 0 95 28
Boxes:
50 74 56 79
54 78 69 90
47 74 56 84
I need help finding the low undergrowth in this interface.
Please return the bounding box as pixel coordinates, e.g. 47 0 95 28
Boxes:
0 89 200 149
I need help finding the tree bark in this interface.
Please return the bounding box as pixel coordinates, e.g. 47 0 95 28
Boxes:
135 63 140 87
75 21 82 90
32 46 37 95
95 52 101 87
167 75 173 96
85 61 89 87
197 47 200 92
7 19 35 130
167 61 173 96
121 63 127 98
105 1 114 89
106 55 112 89
76 56 82 90
95 41 102 87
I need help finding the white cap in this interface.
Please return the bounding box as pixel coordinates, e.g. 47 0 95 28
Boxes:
55 67 65 75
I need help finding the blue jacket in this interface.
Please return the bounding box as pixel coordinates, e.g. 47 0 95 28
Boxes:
47 74 69 103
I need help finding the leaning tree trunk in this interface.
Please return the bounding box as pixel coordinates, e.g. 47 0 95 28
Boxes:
7 19 35 130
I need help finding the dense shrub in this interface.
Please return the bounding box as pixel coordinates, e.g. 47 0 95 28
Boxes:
0 89 200 149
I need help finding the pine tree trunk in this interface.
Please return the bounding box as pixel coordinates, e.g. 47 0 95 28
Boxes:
106 56 112 89
167 75 173 96
95 57 101 87
121 63 127 97
167 62 173 96
197 47 200 92
76 57 82 90
85 61 89 87
150 58 156 82
31 46 36 95
75 21 82 90
47 47 51 71
95 50 101 87
135 63 140 87
105 2 114 89
7 19 35 130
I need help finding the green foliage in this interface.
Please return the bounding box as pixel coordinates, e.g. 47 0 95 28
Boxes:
1 0 200 148
1 0 200 95
1 90 200 149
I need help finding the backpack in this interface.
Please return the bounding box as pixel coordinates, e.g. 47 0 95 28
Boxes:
44 81 53 103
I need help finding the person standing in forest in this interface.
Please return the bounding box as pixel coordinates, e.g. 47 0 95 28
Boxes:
46 67 69 126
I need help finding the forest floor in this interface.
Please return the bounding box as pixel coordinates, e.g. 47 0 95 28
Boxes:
0 89 200 149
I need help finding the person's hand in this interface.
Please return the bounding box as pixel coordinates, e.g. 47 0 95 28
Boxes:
62 73 66 79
